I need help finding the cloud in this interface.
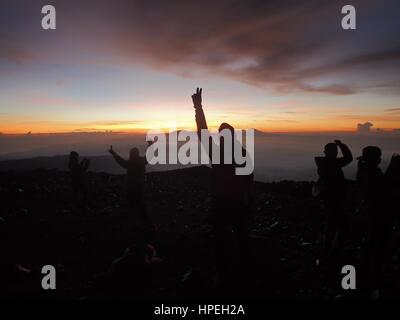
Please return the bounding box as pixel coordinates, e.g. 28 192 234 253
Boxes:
1 0 400 96
264 119 298 123
385 108 400 113
0 33 34 64
333 113 400 123
100 0 399 95
357 122 373 133
281 111 305 114
87 120 144 126
29 95 76 107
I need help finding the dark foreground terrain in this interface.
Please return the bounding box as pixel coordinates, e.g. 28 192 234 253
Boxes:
0 166 399 300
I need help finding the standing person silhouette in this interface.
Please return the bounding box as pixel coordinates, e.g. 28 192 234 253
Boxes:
314 140 353 261
68 151 90 207
109 144 152 226
191 88 254 284
357 147 397 299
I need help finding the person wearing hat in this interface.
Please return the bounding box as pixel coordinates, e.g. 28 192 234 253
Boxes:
357 147 398 299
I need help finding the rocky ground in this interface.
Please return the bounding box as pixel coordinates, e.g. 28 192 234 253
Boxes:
0 166 399 300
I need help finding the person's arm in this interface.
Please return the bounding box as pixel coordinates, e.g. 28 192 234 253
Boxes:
108 146 128 169
143 141 155 165
81 158 90 171
336 140 353 167
192 88 208 135
192 88 214 162
385 154 400 187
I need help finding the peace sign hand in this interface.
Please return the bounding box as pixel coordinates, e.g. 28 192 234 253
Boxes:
192 87 202 109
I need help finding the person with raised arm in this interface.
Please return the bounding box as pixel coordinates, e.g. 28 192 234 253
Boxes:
69 151 90 207
109 143 153 226
314 140 353 262
192 87 254 284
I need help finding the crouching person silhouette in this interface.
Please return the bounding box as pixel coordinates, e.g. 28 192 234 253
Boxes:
314 140 353 263
69 151 90 207
109 144 153 226
191 88 254 286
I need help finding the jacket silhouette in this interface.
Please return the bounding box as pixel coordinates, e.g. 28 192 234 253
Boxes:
68 151 90 206
357 147 397 297
314 140 353 261
109 145 151 225
315 141 353 200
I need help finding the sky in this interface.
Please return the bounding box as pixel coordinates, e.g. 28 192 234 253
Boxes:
1 0 400 134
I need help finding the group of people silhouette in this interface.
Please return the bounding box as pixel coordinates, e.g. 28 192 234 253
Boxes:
314 138 399 298
67 88 399 299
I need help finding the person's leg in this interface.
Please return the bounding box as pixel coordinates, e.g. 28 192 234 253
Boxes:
323 206 336 258
72 183 79 206
324 197 346 260
79 181 88 206
332 203 347 257
213 201 229 284
82 181 88 204
139 202 152 226
233 207 249 287
136 188 152 225
235 206 249 259
367 218 391 292
364 227 380 292
128 188 152 226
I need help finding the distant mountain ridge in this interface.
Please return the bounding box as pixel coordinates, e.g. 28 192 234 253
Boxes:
0 155 196 175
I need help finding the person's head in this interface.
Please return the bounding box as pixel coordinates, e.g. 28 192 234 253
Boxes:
358 146 382 168
324 143 338 159
218 123 235 160
218 122 234 133
218 122 235 144
129 147 139 160
69 151 79 162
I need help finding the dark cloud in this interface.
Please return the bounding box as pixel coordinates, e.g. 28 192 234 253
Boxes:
0 34 33 64
281 111 305 114
357 122 373 133
1 0 400 95
385 108 400 112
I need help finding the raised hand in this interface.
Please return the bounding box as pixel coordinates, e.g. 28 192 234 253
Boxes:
390 153 399 165
192 87 202 109
82 158 90 167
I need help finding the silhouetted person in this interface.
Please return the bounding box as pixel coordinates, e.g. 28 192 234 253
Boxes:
314 140 353 261
386 153 400 202
191 88 254 284
68 151 90 206
357 147 397 299
109 144 152 226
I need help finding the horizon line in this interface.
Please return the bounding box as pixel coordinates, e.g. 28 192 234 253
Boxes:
1 128 400 136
